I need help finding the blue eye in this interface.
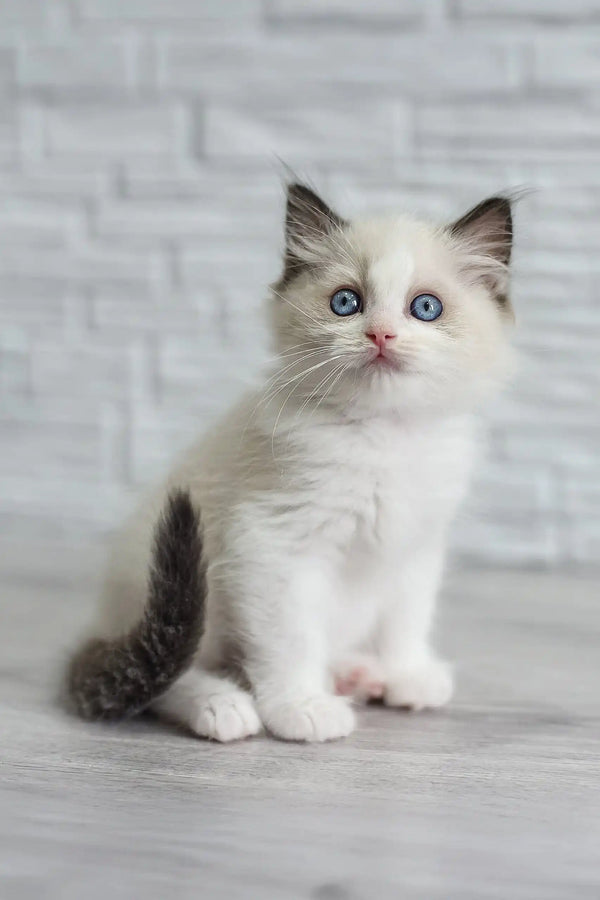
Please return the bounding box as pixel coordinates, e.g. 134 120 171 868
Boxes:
330 288 362 317
410 293 443 322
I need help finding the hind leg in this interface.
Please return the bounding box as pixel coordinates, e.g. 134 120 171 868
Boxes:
152 667 262 742
332 653 385 702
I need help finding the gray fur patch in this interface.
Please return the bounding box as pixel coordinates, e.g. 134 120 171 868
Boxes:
450 196 513 310
279 182 348 287
450 196 513 267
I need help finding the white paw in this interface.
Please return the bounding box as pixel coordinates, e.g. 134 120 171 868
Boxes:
384 658 454 711
260 694 355 742
191 691 262 742
332 654 385 702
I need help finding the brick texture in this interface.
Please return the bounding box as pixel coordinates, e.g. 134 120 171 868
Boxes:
0 0 598 567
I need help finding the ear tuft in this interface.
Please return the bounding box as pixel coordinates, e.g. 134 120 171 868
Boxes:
281 183 346 285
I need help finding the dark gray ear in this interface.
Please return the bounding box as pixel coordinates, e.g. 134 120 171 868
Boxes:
450 197 513 310
450 196 513 267
281 183 346 284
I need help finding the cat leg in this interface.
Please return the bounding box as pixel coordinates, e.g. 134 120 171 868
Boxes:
152 667 262 742
240 561 355 743
377 544 453 711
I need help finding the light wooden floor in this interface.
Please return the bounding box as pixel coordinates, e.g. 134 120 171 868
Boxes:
1 537 599 899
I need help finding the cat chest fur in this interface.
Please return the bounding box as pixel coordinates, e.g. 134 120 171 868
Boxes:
264 414 474 561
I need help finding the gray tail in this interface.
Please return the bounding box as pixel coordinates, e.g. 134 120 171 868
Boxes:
67 489 205 721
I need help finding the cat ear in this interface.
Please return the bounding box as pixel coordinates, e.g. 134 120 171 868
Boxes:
450 196 513 266
449 196 513 307
281 183 346 284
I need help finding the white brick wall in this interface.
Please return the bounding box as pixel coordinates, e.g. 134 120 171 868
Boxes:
0 0 598 568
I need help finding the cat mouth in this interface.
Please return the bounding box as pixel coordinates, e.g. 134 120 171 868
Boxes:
365 352 403 372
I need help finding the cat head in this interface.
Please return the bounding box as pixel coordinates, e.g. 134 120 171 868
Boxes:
269 183 514 419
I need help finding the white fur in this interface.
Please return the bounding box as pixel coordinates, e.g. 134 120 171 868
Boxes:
95 202 513 743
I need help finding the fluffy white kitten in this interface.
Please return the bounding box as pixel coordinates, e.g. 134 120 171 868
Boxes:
68 183 514 743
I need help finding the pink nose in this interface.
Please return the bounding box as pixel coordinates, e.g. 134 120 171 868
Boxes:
366 331 397 349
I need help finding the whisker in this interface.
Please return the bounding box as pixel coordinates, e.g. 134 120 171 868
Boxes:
255 357 345 446
270 366 323 461
263 339 326 362
270 288 339 336
293 358 347 422
265 354 337 406
239 349 333 445
310 361 350 419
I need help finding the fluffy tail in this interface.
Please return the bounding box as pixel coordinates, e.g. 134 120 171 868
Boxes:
67 489 206 721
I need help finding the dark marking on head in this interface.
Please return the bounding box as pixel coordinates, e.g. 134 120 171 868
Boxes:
451 196 512 266
280 183 347 287
450 196 513 309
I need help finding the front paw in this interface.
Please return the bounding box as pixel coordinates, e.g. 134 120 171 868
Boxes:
259 694 355 742
384 658 453 711
192 691 262 743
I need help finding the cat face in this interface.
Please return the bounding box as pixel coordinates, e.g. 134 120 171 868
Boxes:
269 184 514 417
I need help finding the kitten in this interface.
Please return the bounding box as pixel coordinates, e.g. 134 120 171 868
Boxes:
68 183 514 742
